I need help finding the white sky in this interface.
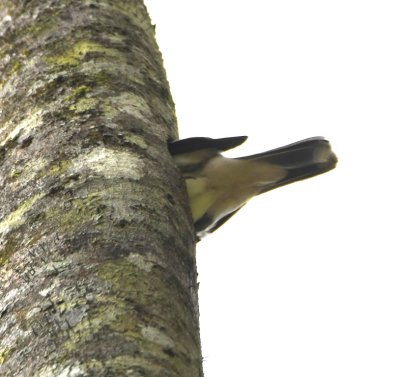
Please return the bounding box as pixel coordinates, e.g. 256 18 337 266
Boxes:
145 1 400 376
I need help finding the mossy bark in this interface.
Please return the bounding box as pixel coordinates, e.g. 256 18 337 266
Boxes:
0 1 202 376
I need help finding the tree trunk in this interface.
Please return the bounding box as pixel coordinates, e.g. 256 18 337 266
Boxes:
0 1 202 376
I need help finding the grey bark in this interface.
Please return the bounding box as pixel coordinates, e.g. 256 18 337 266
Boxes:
0 1 202 376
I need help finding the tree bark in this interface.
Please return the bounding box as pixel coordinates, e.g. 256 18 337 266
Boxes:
0 1 202 376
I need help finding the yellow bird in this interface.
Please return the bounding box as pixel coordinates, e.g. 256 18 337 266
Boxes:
169 136 337 239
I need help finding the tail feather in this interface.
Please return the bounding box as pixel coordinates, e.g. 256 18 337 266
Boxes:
239 137 337 193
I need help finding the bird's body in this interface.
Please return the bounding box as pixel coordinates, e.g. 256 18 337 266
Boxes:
186 156 285 223
168 136 337 239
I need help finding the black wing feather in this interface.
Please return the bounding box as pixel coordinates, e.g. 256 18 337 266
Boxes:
168 136 247 155
195 206 244 239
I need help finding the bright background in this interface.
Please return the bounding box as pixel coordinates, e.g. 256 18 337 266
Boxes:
145 1 400 376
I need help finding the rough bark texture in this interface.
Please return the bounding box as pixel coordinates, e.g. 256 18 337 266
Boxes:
0 1 202 376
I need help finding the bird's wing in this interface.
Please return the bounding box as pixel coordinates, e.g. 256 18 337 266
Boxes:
195 206 244 239
237 137 324 161
168 136 248 155
238 137 337 194
168 136 248 174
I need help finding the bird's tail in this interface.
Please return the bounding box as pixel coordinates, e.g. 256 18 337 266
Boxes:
239 137 337 193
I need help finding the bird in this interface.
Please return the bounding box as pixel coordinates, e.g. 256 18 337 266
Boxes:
168 136 337 240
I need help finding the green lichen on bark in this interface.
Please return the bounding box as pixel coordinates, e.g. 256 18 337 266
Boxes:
46 40 126 68
0 234 20 267
0 347 15 365
0 193 44 235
